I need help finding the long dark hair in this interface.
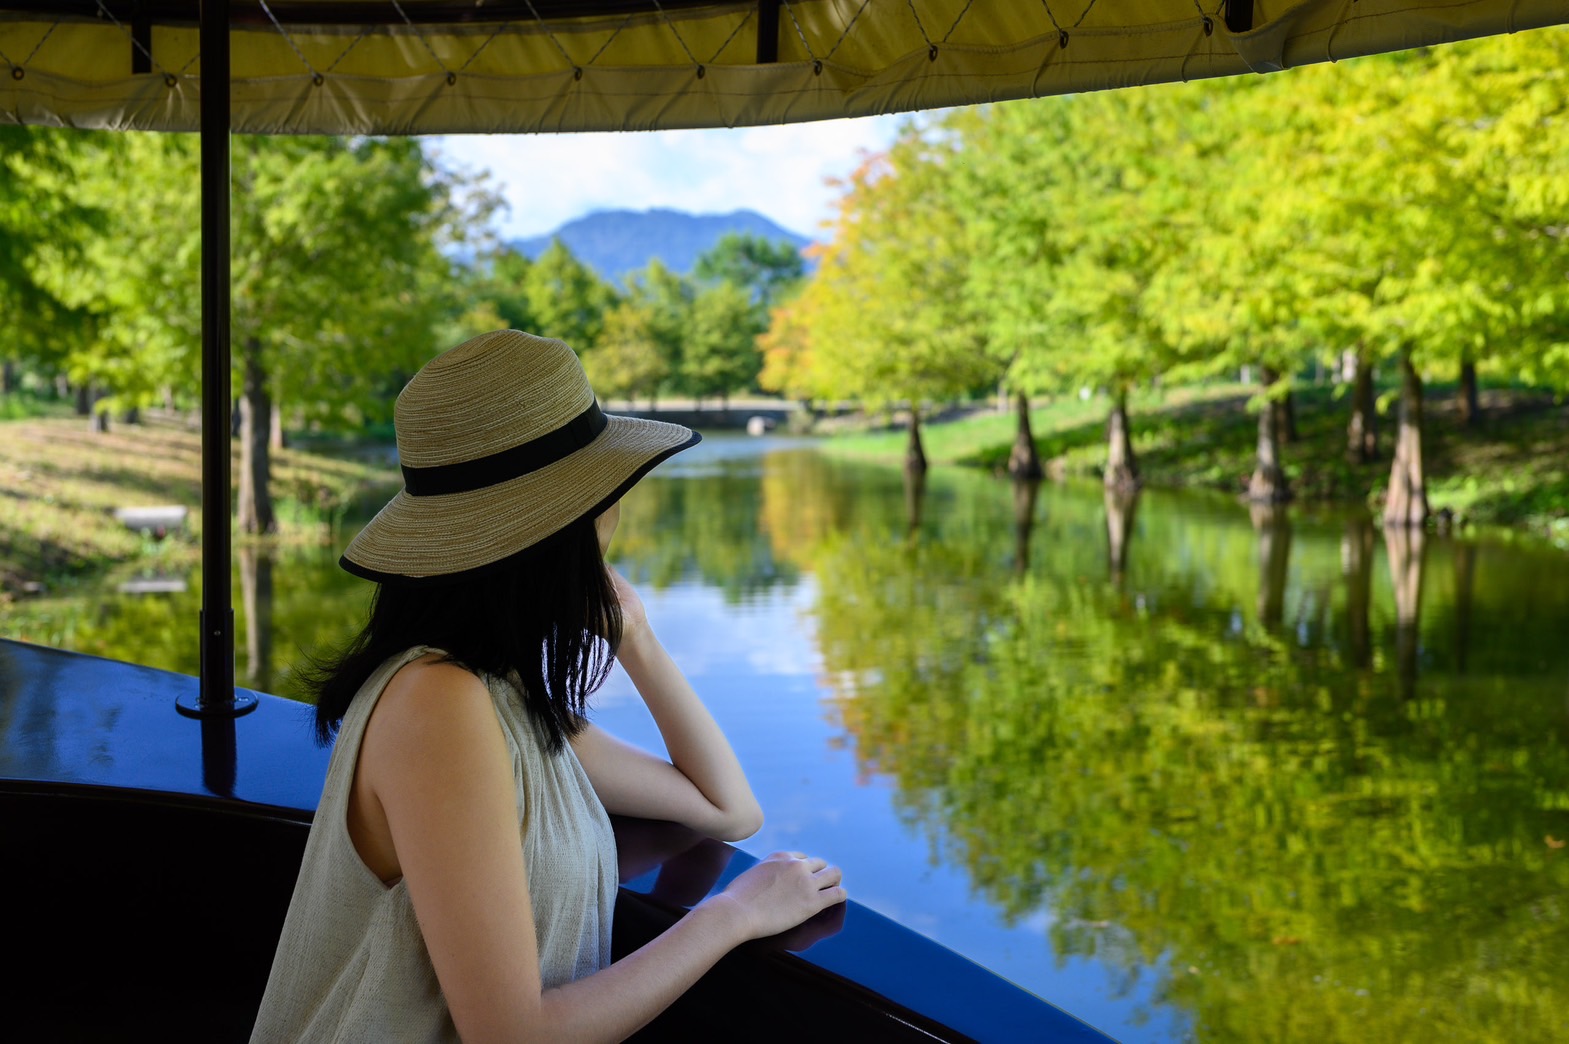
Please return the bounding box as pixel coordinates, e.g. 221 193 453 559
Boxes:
305 516 621 754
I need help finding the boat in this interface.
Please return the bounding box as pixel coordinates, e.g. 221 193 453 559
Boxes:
0 637 1108 1040
2 2 1561 1039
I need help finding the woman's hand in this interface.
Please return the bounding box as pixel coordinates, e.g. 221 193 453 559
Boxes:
706 852 847 941
608 566 649 644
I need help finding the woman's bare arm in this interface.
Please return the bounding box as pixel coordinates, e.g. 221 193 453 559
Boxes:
572 568 763 841
360 659 843 1044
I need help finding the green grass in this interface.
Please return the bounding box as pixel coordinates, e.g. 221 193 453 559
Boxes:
823 382 1252 465
0 389 75 422
825 381 1569 546
0 416 400 594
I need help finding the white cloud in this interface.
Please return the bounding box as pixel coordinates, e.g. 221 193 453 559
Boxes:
428 114 907 244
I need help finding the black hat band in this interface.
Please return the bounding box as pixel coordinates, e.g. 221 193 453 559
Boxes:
400 401 607 496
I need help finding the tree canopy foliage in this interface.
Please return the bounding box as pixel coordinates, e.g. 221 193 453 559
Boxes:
772 27 1569 502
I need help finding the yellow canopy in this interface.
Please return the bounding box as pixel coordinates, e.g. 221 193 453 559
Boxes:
2 0 1564 135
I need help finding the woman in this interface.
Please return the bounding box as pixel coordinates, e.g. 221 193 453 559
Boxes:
252 330 845 1042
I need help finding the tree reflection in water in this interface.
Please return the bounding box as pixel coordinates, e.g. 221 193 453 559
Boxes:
6 445 1567 1040
793 459 1569 1042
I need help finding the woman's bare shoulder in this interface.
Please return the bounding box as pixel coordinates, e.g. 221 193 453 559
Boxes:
368 655 499 760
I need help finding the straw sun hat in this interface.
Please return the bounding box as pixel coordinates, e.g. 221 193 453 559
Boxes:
341 330 700 585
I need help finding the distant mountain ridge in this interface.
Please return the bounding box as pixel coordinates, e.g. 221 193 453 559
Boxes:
510 207 811 285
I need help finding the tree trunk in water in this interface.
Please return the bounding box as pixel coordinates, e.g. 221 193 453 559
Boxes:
1250 502 1292 628
1341 516 1375 670
1248 367 1291 503
1012 477 1040 574
1383 349 1429 528
905 406 927 475
1007 391 1044 480
238 346 277 535
269 403 285 451
1104 487 1140 585
1 359 16 394
1103 386 1138 491
1384 525 1426 699
1347 349 1377 463
1458 358 1479 427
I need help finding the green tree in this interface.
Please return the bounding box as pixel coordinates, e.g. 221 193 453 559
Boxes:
692 232 805 310
52 134 465 532
522 239 615 350
683 280 763 408
789 132 998 470
586 298 669 405
0 126 103 398
622 259 691 404
951 88 1198 491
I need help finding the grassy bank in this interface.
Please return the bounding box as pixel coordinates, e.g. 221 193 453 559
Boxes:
0 417 399 595
825 382 1569 546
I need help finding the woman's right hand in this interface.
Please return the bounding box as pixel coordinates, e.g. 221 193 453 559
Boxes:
706 851 847 941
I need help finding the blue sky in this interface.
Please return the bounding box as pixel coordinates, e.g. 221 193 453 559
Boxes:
432 114 906 244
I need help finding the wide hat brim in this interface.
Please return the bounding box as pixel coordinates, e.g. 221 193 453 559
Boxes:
341 414 699 585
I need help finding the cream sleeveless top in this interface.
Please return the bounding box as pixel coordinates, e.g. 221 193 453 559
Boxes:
251 646 617 1043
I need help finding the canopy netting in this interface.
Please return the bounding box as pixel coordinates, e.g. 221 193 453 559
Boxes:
2 0 1565 135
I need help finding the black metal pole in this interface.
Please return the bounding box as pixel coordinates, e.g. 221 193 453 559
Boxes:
180 0 254 718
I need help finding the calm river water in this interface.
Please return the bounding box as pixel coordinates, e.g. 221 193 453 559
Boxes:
8 435 1569 1041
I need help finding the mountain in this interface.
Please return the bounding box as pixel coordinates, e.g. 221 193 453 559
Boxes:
509 208 811 285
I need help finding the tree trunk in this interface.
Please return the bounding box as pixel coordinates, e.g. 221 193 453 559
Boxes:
269 402 285 451
1382 348 1429 528
74 384 90 416
1458 357 1479 427
905 406 927 475
1007 391 1044 480
1104 487 1140 584
1012 477 1041 574
1346 348 1377 463
1103 385 1139 491
1341 516 1374 670
87 386 110 433
1248 366 1291 503
1 359 16 394
1275 388 1299 445
238 344 277 535
1250 501 1292 629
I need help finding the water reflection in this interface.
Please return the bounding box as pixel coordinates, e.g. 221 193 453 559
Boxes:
903 464 927 538
1249 501 1292 629
7 441 1569 1041
1340 517 1375 670
1013 477 1041 574
1384 526 1426 699
1104 486 1138 584
239 545 275 694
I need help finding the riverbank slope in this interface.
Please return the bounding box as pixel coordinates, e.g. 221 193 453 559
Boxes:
824 383 1569 547
0 417 399 596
